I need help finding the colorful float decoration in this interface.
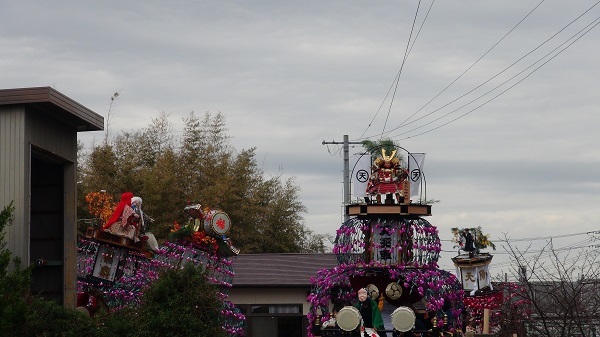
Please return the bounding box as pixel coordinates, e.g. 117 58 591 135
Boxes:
76 192 244 336
451 227 503 333
308 144 463 337
77 192 158 311
156 202 243 336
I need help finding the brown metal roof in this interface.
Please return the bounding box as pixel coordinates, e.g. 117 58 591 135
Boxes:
231 253 338 288
0 86 103 131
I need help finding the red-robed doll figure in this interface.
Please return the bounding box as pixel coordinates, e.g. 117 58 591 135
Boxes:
102 191 140 241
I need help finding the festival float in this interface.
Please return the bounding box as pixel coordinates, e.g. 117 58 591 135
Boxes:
158 203 244 336
307 143 464 337
76 192 244 336
451 227 503 334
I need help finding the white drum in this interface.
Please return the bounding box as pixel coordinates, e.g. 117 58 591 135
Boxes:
336 306 361 332
391 306 416 332
203 210 231 237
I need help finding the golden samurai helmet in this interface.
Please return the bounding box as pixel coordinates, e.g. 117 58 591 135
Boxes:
374 148 400 167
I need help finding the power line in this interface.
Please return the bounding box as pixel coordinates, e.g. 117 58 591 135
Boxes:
387 3 600 139
358 0 435 141
392 14 600 140
493 246 600 275
439 231 600 272
439 230 599 243
499 230 600 242
380 0 424 140
359 1 600 141
390 0 546 136
477 237 598 270
357 0 545 142
441 241 595 256
406 0 436 57
359 1 433 140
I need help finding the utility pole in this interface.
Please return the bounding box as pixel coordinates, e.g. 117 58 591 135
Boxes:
322 135 363 222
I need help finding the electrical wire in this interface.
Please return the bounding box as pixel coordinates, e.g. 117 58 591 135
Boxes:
358 0 436 140
494 246 600 277
359 1 600 142
441 239 595 257
439 230 600 274
499 230 600 242
389 16 588 133
356 0 545 142
386 3 600 139
391 0 546 135
472 236 597 272
392 15 600 140
380 0 423 140
439 230 598 244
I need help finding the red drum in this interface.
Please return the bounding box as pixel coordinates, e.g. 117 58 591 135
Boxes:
203 210 231 237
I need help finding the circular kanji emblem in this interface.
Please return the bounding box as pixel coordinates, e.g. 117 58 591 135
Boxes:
356 169 369 183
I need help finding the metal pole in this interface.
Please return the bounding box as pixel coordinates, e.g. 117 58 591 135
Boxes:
322 135 363 223
343 135 350 209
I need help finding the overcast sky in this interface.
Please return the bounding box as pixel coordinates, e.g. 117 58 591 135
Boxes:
2 1 600 274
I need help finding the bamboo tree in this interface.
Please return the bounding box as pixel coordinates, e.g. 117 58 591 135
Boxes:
78 110 326 253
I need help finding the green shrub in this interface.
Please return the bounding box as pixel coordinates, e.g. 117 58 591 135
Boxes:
0 201 31 334
126 264 227 337
19 298 99 336
0 202 97 336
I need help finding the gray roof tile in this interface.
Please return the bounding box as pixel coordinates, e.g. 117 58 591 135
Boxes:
231 253 337 287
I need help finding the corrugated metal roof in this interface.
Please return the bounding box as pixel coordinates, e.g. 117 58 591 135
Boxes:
231 253 338 287
0 86 103 131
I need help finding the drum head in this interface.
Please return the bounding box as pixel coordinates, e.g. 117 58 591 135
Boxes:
385 282 403 300
391 306 416 332
336 306 361 332
366 283 379 300
205 211 231 235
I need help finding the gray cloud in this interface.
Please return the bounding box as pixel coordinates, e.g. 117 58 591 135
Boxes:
2 1 600 275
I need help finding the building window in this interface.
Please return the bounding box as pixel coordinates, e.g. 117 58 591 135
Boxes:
242 304 304 337
251 304 301 314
